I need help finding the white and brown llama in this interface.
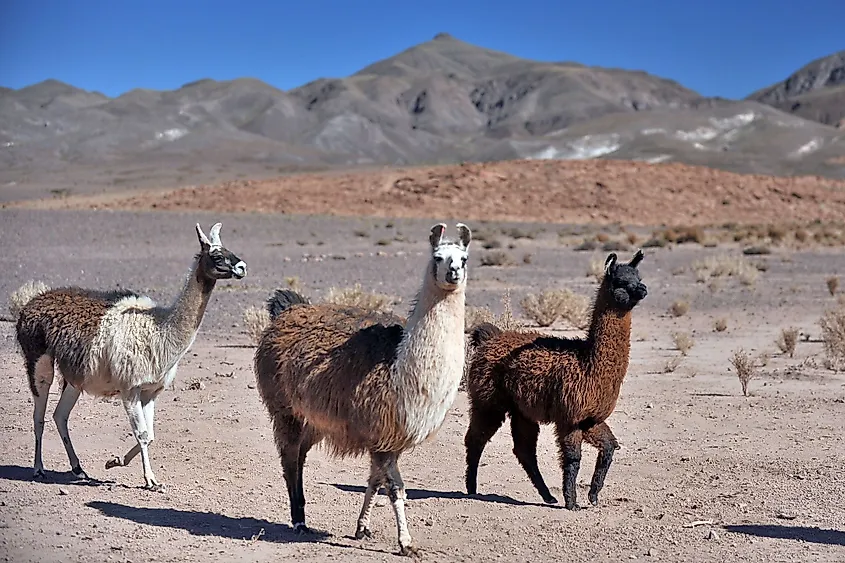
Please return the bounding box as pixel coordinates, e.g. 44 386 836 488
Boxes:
13 222 246 491
254 223 472 556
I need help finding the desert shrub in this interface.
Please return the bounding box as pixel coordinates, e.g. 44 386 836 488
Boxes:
483 239 503 250
284 276 303 292
641 237 668 249
587 256 605 282
243 305 271 345
325 283 393 313
827 276 839 296
8 280 50 319
775 327 799 357
663 356 682 373
713 318 728 332
479 251 515 267
493 290 523 331
742 246 771 256
670 300 690 317
522 253 533 264
520 289 590 329
820 297 845 369
672 331 694 356
730 349 755 396
573 239 600 252
692 254 759 286
465 305 495 333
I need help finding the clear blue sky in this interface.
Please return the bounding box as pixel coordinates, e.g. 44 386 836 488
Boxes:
1 0 842 99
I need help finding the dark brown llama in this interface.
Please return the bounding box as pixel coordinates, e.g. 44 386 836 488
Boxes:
464 250 647 509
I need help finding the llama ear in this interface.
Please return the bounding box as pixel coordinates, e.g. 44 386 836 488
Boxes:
604 253 618 274
209 222 223 248
429 223 447 249
456 223 472 248
196 223 212 250
629 249 644 268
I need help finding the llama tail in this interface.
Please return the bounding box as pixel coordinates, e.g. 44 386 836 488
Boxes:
8 280 51 320
266 289 310 320
470 322 502 347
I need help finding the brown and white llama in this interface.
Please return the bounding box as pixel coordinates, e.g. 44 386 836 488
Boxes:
254 223 471 556
14 223 246 491
464 250 647 509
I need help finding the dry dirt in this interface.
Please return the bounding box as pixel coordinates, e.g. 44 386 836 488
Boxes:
1 202 845 562
10 159 845 227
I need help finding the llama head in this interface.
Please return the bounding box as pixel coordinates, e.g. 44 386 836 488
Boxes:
195 222 248 280
429 222 472 291
602 249 647 311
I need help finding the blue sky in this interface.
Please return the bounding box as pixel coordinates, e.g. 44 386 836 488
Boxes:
1 0 842 99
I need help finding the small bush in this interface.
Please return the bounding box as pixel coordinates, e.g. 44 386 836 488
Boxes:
827 276 839 296
663 356 682 373
243 306 270 345
465 305 495 333
573 239 600 252
483 239 503 250
479 251 515 267
714 318 728 332
494 290 523 331
742 246 771 256
776 327 799 357
672 331 695 355
522 253 533 264
587 256 605 282
670 300 690 317
730 349 755 397
520 289 590 329
325 284 393 313
284 276 303 292
820 297 845 369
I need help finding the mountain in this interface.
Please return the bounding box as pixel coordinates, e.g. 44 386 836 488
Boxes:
2 35 845 201
748 50 845 127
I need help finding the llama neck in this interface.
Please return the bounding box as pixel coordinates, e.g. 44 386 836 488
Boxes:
392 269 466 443
585 284 632 393
164 255 216 340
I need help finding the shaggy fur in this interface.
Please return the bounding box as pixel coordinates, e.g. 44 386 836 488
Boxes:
254 223 472 556
464 250 647 509
14 222 246 490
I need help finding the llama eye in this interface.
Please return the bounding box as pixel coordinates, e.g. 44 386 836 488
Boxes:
434 256 444 263
461 257 467 265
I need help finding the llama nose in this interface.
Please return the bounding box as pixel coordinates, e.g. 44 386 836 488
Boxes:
636 283 648 298
233 261 247 278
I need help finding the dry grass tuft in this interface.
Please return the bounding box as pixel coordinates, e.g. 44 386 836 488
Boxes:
692 254 759 286
242 306 271 345
325 283 393 313
520 289 590 329
714 318 728 332
672 331 695 355
479 250 515 267
662 356 682 373
827 276 839 296
730 349 756 397
284 276 303 292
8 280 50 319
669 299 690 317
587 256 605 282
775 327 799 357
465 305 495 333
820 297 845 370
493 290 523 331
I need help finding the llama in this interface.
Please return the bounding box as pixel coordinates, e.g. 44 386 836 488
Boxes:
254 223 471 556
464 250 647 509
14 222 246 491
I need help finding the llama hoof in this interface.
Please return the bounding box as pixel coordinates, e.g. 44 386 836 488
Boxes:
588 493 599 506
105 457 123 470
71 466 90 480
32 468 45 480
398 543 420 558
293 523 311 535
354 526 373 540
144 482 166 493
542 494 559 505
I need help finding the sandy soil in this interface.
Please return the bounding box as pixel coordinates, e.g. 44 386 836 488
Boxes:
1 208 844 562
10 159 845 227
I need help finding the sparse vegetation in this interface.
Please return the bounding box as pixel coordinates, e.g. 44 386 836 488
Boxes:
663 356 682 373
284 276 302 292
692 254 759 286
820 297 845 370
730 349 755 397
587 256 605 281
479 250 515 267
8 280 50 319
714 318 728 332
493 290 523 331
325 283 393 313
522 253 533 264
243 305 271 345
827 276 839 296
519 288 590 329
465 306 495 333
672 331 694 356
670 299 690 317
776 327 799 357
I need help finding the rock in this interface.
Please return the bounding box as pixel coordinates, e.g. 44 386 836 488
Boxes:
707 529 720 541
58 488 68 496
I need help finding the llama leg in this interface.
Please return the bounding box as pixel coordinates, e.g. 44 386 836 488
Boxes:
106 392 156 469
121 388 162 491
53 380 89 479
355 455 385 540
464 406 506 495
557 426 584 510
510 412 557 504
380 453 417 557
584 422 620 506
29 355 54 479
271 413 309 532
295 426 319 532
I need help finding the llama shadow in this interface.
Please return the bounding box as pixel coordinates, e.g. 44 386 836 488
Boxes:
331 483 552 508
690 392 734 397
723 524 845 546
0 464 114 487
86 501 330 543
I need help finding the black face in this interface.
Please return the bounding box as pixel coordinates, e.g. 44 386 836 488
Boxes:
604 250 647 310
202 248 247 280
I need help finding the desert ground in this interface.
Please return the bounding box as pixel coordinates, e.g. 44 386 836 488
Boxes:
2 164 845 562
